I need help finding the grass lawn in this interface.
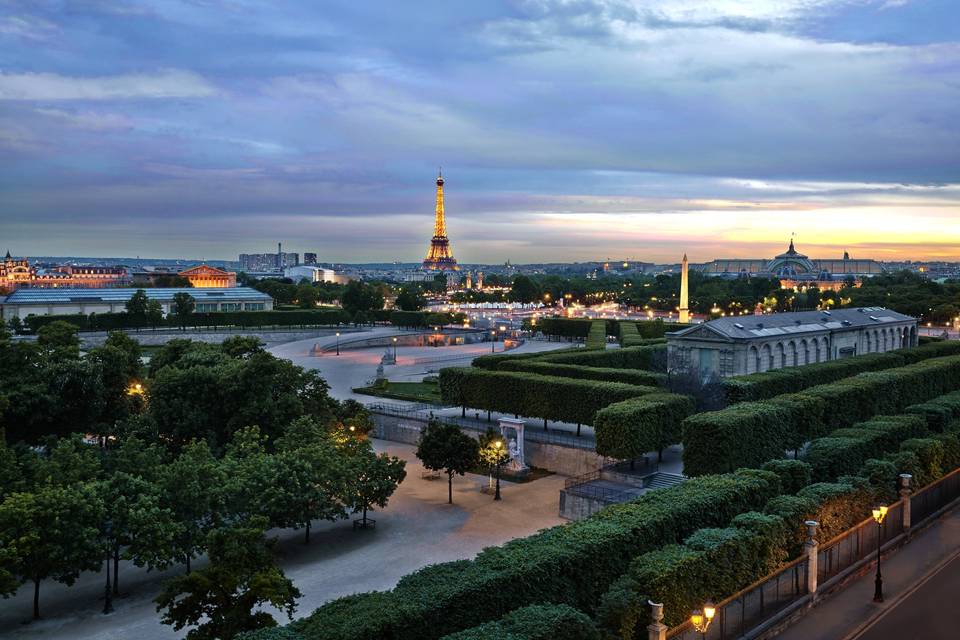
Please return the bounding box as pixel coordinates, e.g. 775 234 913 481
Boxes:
352 381 443 404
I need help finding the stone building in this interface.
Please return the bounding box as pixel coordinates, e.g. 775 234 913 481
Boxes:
667 307 918 378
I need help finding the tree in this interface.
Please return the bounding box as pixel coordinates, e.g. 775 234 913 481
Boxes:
155 517 301 640
146 299 164 329
415 420 479 504
477 428 511 489
125 289 149 329
509 275 540 304
36 321 80 359
296 284 319 309
221 336 265 359
0 483 105 619
341 280 384 314
7 316 23 335
343 448 407 527
172 292 196 329
395 286 425 311
431 273 448 293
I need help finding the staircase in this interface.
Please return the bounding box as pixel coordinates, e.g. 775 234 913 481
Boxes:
643 472 687 491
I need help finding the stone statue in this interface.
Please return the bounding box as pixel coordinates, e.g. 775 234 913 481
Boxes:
375 362 385 380
508 438 520 461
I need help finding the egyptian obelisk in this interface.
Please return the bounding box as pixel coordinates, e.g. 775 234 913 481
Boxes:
679 254 690 324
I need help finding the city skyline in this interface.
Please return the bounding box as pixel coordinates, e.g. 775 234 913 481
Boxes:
1 1 958 262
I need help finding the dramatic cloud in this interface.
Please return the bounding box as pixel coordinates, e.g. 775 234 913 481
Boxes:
0 0 957 261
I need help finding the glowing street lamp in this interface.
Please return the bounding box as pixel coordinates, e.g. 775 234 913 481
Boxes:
126 382 144 396
335 331 340 356
491 329 497 352
691 602 716 638
872 505 888 602
392 336 398 360
493 439 504 501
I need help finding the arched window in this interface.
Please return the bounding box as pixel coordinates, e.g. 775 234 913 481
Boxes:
748 346 760 374
775 343 786 370
800 339 809 365
762 343 773 371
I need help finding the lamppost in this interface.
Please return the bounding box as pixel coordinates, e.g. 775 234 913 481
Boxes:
392 336 398 360
691 602 715 639
872 505 888 602
103 519 114 614
335 331 340 356
491 329 497 352
494 439 504 501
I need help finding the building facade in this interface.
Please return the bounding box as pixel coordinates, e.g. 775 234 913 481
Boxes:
0 287 273 319
698 240 885 281
667 308 918 379
2 252 129 292
283 266 352 284
178 264 237 288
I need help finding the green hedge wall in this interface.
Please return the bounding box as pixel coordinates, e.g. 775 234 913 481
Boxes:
438 368 657 426
760 459 813 495
585 320 608 350
439 604 599 640
595 394 695 460
720 341 960 405
470 349 575 370
291 470 779 640
684 355 960 476
803 415 927 481
535 344 668 372
23 308 352 332
497 360 666 387
904 390 960 432
537 317 594 338
597 511 788 636
764 478 875 554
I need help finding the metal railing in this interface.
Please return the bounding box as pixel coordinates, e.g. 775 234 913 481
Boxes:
665 466 960 640
562 471 641 504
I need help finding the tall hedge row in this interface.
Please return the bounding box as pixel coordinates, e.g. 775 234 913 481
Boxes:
291 469 780 640
683 355 960 476
438 368 657 426
535 343 668 372
904 390 960 432
536 317 594 338
440 604 599 640
22 308 353 332
597 512 788 636
803 415 928 481
595 394 696 460
585 319 608 350
720 340 960 404
497 360 666 387
470 349 574 370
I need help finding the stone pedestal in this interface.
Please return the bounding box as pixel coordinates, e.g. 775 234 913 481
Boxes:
805 520 819 602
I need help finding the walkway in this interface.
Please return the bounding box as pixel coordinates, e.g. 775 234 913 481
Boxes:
775 507 960 640
0 441 565 640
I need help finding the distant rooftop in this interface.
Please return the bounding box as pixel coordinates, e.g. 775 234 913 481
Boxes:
2 287 271 304
671 307 916 341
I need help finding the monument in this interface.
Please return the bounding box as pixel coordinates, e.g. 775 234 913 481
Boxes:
422 170 460 271
498 417 529 473
679 253 690 324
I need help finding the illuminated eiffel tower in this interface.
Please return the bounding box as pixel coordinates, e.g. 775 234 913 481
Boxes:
422 170 459 271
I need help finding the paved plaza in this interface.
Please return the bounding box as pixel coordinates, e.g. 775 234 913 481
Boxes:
0 441 565 640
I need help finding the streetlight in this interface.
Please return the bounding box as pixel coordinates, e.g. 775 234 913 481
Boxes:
392 336 398 360
872 505 888 602
691 602 715 639
491 329 497 352
494 439 504 501
335 331 340 356
103 519 114 614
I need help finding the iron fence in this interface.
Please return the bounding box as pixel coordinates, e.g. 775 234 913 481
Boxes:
667 557 808 640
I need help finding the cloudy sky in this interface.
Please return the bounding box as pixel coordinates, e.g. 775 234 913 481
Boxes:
1 0 958 263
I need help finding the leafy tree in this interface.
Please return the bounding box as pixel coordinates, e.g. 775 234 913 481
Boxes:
344 447 406 527
0 483 105 619
415 420 479 504
431 273 448 293
221 336 265 359
146 299 164 329
395 286 425 311
160 440 225 573
296 284 319 309
155 517 301 640
509 274 541 304
125 289 150 329
7 316 23 335
172 292 196 329
341 280 385 314
29 433 102 487
36 321 80 359
478 428 511 476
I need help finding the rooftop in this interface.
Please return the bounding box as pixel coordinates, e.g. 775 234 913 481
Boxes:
1 287 271 304
671 307 916 341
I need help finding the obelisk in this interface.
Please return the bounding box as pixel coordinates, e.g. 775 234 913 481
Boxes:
679 254 690 324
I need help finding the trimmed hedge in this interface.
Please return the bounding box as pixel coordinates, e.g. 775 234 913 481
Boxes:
585 320 608 350
23 308 352 332
440 604 599 640
595 394 695 460
535 344 668 372
439 368 657 426
904 390 960 432
470 349 574 370
684 355 960 476
497 360 666 387
720 341 960 405
803 415 927 481
292 470 780 640
537 317 593 338
760 459 813 495
597 511 788 636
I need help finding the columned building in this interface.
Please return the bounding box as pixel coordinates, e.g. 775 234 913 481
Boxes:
667 308 918 379
178 264 237 288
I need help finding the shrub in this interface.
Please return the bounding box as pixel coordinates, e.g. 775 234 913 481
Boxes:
470 349 573 370
293 470 780 640
440 604 599 640
595 394 695 460
534 344 668 372
858 459 900 500
795 479 875 541
904 390 960 432
498 360 666 387
803 415 927 481
438 368 657 426
536 318 593 339
899 438 946 486
585 320 608 350
760 460 813 495
682 402 792 476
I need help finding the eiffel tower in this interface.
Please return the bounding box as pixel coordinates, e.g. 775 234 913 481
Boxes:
422 170 459 271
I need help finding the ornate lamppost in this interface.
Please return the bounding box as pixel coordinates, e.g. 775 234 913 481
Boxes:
392 336 398 361
691 602 716 639
494 439 504 501
872 505 888 602
491 329 496 352
335 331 340 356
